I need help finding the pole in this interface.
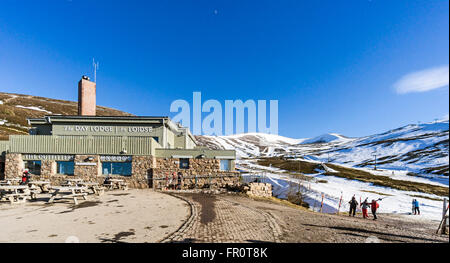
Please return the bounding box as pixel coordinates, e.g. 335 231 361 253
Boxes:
320 193 324 213
337 192 343 214
373 154 377 170
436 204 449 235
313 193 318 212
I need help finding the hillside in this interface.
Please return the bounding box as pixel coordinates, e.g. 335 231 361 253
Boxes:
196 119 449 177
0 92 133 140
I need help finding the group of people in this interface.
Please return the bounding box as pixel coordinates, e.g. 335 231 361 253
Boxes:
348 195 422 220
348 196 381 220
164 172 183 190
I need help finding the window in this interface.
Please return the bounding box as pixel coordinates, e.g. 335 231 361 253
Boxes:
24 161 41 175
220 160 231 171
152 136 159 143
102 162 132 176
179 158 189 169
57 161 74 175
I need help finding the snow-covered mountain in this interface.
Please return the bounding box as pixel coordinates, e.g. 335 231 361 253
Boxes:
196 119 449 176
301 133 352 144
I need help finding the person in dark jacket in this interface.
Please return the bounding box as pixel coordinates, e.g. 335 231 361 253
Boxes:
348 196 358 217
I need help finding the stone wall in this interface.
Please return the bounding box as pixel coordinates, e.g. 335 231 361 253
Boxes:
244 183 272 198
41 160 56 178
131 155 155 188
4 153 23 179
74 155 101 178
152 158 240 190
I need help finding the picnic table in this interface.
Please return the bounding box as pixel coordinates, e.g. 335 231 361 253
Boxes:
48 186 88 205
78 182 104 196
62 178 85 186
0 178 21 186
0 181 11 186
104 179 128 190
28 181 51 193
0 185 31 204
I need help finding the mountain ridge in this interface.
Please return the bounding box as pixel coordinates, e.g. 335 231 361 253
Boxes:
196 119 449 176
0 92 133 140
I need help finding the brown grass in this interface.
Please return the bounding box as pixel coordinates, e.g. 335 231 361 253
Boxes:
0 92 133 141
408 194 443 201
361 190 393 196
257 157 322 174
248 195 310 211
325 164 449 197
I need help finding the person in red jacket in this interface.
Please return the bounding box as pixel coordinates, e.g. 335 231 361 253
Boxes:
20 169 30 185
371 199 380 220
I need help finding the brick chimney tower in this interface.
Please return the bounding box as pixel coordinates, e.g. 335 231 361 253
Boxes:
78 76 96 116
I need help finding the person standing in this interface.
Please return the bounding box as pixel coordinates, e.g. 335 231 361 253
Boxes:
361 198 370 219
413 199 420 215
371 199 380 220
348 196 358 217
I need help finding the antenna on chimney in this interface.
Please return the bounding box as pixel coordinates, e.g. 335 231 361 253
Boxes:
92 58 99 83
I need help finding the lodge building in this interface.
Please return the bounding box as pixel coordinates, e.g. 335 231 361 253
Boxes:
0 76 238 189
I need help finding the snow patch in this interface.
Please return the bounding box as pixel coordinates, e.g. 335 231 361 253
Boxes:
15 105 52 114
302 133 352 144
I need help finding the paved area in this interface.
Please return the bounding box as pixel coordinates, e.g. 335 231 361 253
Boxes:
163 193 282 243
0 189 189 243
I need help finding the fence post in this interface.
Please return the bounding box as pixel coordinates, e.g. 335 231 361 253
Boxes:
337 192 343 214
320 193 324 213
195 174 197 188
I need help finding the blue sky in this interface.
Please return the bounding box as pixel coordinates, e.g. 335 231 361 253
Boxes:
0 0 448 138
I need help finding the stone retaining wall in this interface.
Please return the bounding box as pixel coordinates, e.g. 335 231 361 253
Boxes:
244 183 273 198
152 158 239 190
